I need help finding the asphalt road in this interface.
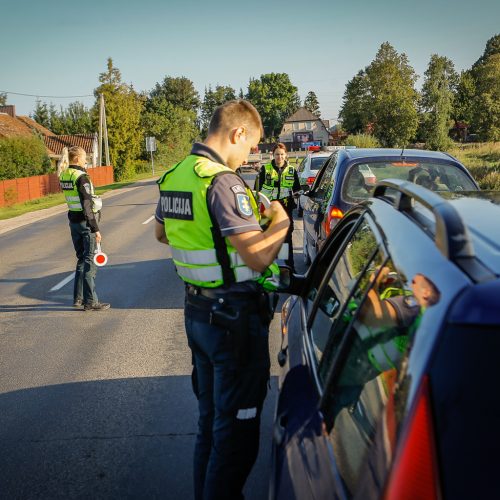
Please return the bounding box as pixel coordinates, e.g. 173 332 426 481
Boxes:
0 175 305 499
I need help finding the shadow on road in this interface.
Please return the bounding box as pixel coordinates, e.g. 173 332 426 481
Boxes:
0 375 277 500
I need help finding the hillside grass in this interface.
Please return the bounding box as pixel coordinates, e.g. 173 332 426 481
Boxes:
447 142 500 189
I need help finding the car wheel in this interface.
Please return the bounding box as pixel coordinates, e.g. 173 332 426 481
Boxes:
303 229 311 266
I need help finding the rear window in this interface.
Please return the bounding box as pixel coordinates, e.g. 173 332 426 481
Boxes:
310 156 329 171
342 161 477 202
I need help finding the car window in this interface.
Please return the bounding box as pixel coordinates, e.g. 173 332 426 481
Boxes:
308 216 381 367
310 156 330 171
342 160 477 203
312 154 338 199
322 261 442 497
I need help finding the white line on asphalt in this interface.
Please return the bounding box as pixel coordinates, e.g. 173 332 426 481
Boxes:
49 273 74 292
142 215 155 225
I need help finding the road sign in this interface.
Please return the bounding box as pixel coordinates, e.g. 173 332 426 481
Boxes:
146 137 156 152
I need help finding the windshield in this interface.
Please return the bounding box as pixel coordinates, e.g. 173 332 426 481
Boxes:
342 160 477 202
311 156 330 171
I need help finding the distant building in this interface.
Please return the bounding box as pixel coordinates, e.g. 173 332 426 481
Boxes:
0 105 98 167
279 107 331 149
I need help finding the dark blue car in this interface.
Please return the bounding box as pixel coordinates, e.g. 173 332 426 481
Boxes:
271 181 500 499
301 148 479 265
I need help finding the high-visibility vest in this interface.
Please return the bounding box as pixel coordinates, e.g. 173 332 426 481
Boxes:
259 163 295 200
59 168 100 213
157 155 280 290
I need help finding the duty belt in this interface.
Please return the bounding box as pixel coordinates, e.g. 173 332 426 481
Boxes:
185 284 262 301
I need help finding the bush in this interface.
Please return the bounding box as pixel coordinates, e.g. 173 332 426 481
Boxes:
0 136 52 180
343 133 381 148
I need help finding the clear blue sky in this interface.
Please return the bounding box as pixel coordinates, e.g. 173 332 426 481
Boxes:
1 0 498 123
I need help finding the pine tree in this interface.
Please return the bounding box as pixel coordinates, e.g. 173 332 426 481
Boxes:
304 91 320 117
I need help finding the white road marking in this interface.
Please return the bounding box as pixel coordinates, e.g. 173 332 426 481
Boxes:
49 273 74 291
142 215 155 225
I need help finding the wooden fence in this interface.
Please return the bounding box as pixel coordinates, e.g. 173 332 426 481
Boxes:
0 166 114 208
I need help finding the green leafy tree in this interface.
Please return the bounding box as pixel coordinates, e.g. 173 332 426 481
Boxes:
472 53 500 141
0 136 51 180
304 91 320 117
366 42 419 147
0 93 7 106
472 33 500 69
93 58 144 179
149 76 200 113
61 101 93 134
32 100 51 129
246 73 300 139
339 70 371 134
200 84 236 137
420 54 458 150
453 70 476 126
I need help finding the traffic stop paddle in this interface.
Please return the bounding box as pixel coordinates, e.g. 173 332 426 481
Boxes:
94 242 108 267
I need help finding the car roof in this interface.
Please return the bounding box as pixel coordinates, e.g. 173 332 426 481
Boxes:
307 152 332 158
444 192 500 276
342 148 457 162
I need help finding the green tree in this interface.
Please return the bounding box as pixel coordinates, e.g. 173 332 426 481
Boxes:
366 42 419 147
149 76 200 113
472 33 500 69
0 136 51 180
93 58 144 179
420 54 458 150
200 84 236 137
0 93 7 106
32 100 51 129
338 70 371 134
473 53 500 141
61 101 93 134
246 73 300 139
453 70 476 126
304 91 320 117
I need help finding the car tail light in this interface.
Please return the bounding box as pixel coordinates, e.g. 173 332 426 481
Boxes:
384 376 441 500
306 176 316 186
325 206 343 236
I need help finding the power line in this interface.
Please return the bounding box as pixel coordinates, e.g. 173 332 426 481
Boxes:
0 90 93 98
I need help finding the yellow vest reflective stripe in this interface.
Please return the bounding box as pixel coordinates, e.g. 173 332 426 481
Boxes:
260 163 295 200
60 168 85 211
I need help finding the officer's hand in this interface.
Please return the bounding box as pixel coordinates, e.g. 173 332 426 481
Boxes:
95 231 102 244
263 200 287 221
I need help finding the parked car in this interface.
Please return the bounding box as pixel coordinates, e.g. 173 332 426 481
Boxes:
296 152 332 216
271 181 500 500
301 148 479 265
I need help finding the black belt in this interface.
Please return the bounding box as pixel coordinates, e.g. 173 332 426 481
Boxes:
185 284 262 301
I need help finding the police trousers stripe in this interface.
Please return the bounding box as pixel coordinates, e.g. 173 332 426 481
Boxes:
171 248 218 265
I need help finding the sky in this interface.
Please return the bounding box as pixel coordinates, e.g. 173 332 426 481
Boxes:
1 0 498 124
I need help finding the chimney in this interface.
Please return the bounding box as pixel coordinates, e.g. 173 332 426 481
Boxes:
0 105 16 118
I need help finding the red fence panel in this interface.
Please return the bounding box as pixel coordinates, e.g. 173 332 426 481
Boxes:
0 166 114 207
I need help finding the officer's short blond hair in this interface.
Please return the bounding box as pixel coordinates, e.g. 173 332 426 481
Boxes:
208 100 264 139
68 146 87 163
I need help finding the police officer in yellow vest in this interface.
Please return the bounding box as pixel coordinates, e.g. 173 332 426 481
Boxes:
59 146 110 311
255 142 301 271
154 100 289 500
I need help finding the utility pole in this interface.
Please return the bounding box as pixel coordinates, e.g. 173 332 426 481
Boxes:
98 94 103 166
98 94 110 166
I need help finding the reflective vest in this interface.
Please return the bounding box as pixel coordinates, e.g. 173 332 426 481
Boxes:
59 167 100 213
158 155 280 290
260 163 295 200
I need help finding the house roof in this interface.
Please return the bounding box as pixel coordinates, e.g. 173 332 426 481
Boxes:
17 116 55 136
285 107 321 123
43 134 96 156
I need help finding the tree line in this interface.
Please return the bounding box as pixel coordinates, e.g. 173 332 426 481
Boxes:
339 34 499 149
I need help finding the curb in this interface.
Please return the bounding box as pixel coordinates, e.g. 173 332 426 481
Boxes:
0 177 157 236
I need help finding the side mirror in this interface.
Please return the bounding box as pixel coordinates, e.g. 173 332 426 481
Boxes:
278 266 306 294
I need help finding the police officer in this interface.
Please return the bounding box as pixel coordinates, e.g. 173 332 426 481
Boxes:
59 146 110 311
255 142 301 271
154 100 289 500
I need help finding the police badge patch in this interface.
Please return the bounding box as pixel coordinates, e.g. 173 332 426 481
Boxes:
236 193 253 217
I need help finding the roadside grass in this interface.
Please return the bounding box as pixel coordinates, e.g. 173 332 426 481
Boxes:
447 142 500 190
0 167 167 221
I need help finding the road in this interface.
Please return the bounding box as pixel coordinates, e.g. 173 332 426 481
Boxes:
0 175 305 499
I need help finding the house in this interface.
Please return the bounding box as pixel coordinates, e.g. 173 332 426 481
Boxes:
0 105 98 167
0 105 54 139
279 107 331 149
43 134 98 167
